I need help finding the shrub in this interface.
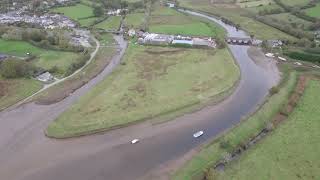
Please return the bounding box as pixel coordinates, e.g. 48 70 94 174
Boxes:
269 86 279 95
284 51 320 63
64 54 90 76
219 139 232 151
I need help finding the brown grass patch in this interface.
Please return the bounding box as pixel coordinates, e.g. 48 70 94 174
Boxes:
0 80 13 97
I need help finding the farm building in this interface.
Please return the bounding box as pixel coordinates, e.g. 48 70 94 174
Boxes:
193 38 216 48
172 39 193 45
140 33 174 45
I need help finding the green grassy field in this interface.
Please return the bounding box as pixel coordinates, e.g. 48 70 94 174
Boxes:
266 13 312 29
237 0 274 8
305 3 320 18
51 4 96 26
215 80 320 180
281 0 310 7
246 3 282 13
149 6 225 37
178 0 296 40
95 16 122 30
0 77 42 110
124 13 145 28
46 45 239 138
173 71 297 180
0 39 80 76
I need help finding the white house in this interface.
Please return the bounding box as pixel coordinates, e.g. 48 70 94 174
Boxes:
36 72 54 83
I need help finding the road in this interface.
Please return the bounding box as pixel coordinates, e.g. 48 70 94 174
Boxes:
0 11 280 180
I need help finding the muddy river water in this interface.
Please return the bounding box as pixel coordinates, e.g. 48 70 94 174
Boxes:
0 10 279 180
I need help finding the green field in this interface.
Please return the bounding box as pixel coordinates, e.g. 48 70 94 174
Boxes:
237 0 274 8
281 0 310 7
0 77 42 110
124 13 145 28
215 80 320 180
178 0 296 40
305 3 320 18
173 72 297 180
149 6 225 37
267 13 312 29
46 45 239 138
51 4 96 26
0 39 80 76
95 16 122 30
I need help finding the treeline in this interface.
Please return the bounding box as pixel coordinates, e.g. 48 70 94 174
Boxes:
0 58 37 79
0 26 84 52
273 0 318 23
255 16 314 40
64 52 91 76
284 51 320 64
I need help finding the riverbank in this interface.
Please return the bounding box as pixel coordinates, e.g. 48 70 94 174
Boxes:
213 78 320 180
172 68 297 180
46 44 240 138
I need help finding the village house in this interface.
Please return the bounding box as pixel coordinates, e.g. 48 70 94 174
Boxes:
267 40 283 48
36 72 54 83
167 2 175 8
128 29 136 37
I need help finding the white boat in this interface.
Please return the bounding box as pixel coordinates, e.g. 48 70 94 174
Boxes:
193 131 204 138
131 139 139 144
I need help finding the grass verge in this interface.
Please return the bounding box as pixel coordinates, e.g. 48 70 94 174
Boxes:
46 45 239 138
173 70 298 180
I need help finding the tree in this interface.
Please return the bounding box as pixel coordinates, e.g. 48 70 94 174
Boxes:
93 5 104 17
0 59 34 78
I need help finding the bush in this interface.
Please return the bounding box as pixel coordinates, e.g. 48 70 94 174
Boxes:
64 54 90 76
219 139 232 151
269 86 279 95
284 51 320 63
0 59 34 78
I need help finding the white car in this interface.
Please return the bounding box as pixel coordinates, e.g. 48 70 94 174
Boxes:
131 139 139 144
294 62 302 66
193 131 204 138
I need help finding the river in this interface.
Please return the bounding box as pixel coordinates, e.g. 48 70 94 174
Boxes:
0 10 279 180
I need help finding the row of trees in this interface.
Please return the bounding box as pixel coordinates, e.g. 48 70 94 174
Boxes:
0 26 84 52
0 59 36 78
255 16 314 41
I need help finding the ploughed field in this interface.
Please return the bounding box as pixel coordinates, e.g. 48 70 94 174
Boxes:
46 45 240 138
